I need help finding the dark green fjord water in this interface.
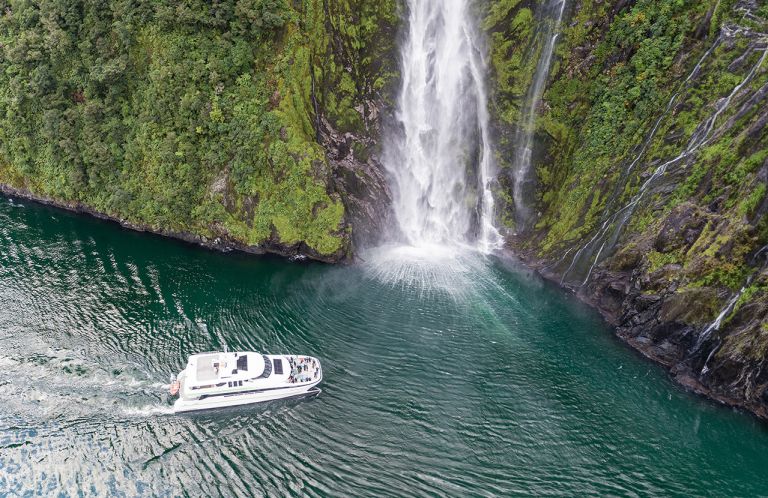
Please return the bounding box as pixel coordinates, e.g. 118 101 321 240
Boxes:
2 195 768 497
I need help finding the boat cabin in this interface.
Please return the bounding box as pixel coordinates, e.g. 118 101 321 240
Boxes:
185 352 271 389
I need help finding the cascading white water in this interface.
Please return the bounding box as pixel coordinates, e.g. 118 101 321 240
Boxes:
512 0 567 231
384 0 501 253
695 284 748 354
559 26 768 285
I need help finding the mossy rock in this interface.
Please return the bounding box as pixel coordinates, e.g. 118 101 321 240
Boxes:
717 301 768 362
658 287 720 326
609 241 646 270
653 203 707 254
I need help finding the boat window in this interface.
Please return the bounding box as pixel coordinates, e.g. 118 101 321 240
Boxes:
258 356 273 378
191 384 214 390
237 355 248 371
273 358 283 375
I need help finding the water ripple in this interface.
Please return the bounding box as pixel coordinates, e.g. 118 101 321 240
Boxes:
1 199 768 495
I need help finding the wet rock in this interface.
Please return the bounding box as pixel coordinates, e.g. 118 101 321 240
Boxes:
610 243 646 270
674 370 707 394
630 308 658 327
653 203 706 253
693 2 718 40
658 287 719 326
635 293 661 311
318 115 395 251
580 269 632 322
499 0 768 421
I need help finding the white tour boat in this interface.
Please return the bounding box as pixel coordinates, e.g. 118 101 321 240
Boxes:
169 351 322 413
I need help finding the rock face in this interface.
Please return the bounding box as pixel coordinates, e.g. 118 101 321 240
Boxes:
321 115 395 253
1 0 767 421
485 0 768 418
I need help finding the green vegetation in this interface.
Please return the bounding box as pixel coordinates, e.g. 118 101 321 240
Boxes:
484 0 537 127
483 0 768 377
486 0 766 254
533 0 713 250
315 0 399 133
0 0 397 259
646 250 678 273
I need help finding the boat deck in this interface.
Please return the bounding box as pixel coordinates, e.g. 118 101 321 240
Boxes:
195 353 220 382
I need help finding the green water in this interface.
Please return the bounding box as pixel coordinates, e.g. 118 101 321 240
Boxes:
1 195 767 497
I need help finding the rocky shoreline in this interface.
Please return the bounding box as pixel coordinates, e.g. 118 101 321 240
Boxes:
518 246 768 422
0 184 345 264
488 0 768 423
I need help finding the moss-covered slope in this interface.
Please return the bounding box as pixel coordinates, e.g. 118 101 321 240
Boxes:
0 0 397 261
486 0 768 417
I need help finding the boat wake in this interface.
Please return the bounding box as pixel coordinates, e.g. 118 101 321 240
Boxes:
0 350 170 421
121 404 176 417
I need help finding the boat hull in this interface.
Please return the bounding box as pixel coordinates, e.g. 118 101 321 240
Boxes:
173 381 321 413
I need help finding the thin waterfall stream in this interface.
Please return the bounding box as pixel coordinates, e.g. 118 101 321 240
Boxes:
4 2 768 494
512 0 568 231
558 25 768 285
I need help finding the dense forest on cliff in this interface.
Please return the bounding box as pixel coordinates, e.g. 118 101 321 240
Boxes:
0 0 397 259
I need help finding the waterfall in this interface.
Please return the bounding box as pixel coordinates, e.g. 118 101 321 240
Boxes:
383 0 501 253
695 277 753 376
698 244 768 373
512 0 567 231
693 284 749 355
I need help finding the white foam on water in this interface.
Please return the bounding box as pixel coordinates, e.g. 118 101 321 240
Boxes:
362 243 492 297
121 404 176 417
370 0 508 288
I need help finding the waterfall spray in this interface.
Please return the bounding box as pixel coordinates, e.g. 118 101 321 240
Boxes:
383 0 501 253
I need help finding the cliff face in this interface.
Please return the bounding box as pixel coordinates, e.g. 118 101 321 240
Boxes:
484 0 768 417
0 0 397 261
